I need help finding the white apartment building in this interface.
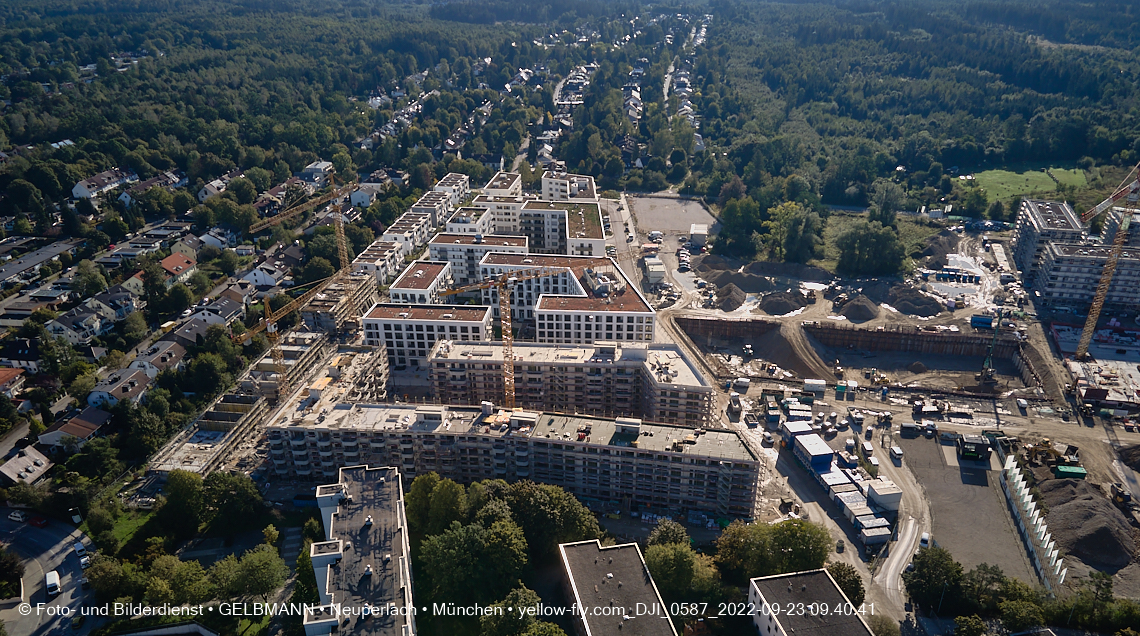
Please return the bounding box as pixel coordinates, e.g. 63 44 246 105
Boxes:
1034 242 1140 306
470 193 537 234
478 253 656 343
266 404 759 518
388 261 452 304
482 171 522 197
541 167 598 202
520 200 606 255
444 206 494 235
433 172 471 207
380 211 433 256
1010 199 1084 277
428 233 528 285
410 190 452 228
352 239 404 285
362 303 493 368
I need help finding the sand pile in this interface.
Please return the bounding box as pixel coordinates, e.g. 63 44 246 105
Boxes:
921 230 960 270
705 270 777 294
1040 479 1135 569
751 325 834 379
838 295 879 322
717 284 747 312
1120 445 1140 472
908 361 927 373
758 291 809 316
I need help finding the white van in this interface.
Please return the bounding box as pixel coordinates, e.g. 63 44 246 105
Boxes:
890 446 904 460
74 542 87 558
45 570 60 597
862 441 874 456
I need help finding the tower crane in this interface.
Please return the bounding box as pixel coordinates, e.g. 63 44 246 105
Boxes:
1074 163 1140 360
438 267 565 409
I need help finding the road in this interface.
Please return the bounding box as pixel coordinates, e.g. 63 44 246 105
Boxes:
0 421 30 461
0 514 98 636
875 516 918 613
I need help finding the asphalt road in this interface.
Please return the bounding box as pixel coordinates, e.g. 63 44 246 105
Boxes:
0 513 98 636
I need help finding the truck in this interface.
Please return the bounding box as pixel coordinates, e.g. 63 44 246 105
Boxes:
804 379 826 393
970 314 994 330
734 377 751 391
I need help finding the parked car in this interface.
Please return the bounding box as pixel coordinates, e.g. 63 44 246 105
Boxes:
7 511 27 522
29 516 48 527
919 532 931 549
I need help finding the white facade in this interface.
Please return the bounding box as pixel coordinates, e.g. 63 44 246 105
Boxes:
428 233 528 286
482 171 522 197
410 190 452 228
380 211 433 257
72 168 137 199
444 207 494 235
352 240 404 285
470 194 537 234
243 264 288 287
433 172 471 207
388 261 452 304
362 303 493 368
541 169 598 202
1010 199 1084 276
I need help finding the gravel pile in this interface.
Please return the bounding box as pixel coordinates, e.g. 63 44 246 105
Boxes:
839 295 879 322
705 270 776 294
888 286 943 317
1040 479 1136 569
908 361 928 373
921 230 960 270
717 284 747 312
1120 444 1140 472
758 291 809 316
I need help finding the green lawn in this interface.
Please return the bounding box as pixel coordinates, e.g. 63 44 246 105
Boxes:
111 509 155 545
813 214 940 273
973 165 1088 203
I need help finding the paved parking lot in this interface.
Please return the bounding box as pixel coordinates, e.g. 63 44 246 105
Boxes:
628 195 717 234
898 435 1037 582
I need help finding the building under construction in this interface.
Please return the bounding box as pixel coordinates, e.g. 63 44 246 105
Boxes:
241 331 334 403
300 272 378 334
150 393 269 475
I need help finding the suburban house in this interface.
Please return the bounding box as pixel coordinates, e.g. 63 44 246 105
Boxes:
0 338 42 374
350 184 386 208
38 406 111 450
46 307 113 345
299 160 334 188
120 272 145 296
197 168 244 203
159 253 197 287
165 318 211 348
128 341 187 378
88 369 151 408
72 168 138 199
0 448 53 486
172 236 204 259
85 286 145 321
0 368 24 397
199 227 237 249
219 281 258 306
243 264 289 288
189 298 243 326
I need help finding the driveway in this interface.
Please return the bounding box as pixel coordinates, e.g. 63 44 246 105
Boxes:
0 513 99 636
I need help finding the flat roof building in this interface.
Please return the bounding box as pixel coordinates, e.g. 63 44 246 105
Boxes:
518 200 606 256
470 193 538 235
483 171 523 197
363 303 492 369
428 233 528 286
748 570 874 636
429 339 714 427
444 207 493 236
1010 199 1084 277
541 168 598 203
353 240 404 285
305 465 415 636
1034 242 1140 307
433 172 471 208
388 261 452 305
559 540 676 636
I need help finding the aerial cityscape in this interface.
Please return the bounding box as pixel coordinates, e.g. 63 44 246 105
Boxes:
0 1 1139 636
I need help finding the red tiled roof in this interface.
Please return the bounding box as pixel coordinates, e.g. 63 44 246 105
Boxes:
160 253 196 276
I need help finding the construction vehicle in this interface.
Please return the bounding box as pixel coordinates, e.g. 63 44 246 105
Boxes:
976 310 1004 385
439 267 564 410
1024 438 1081 467
1074 162 1140 360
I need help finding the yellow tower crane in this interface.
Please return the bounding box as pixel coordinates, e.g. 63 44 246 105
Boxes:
439 267 565 409
1075 163 1140 360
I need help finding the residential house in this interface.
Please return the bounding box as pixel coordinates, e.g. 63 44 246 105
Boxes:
233 245 256 257
78 346 108 363
0 448 53 486
350 184 386 208
219 281 258 306
0 368 24 397
243 264 289 288
88 369 150 408
85 286 144 321
159 253 197 287
277 243 306 269
0 338 41 374
72 168 138 199
117 171 188 207
38 406 111 450
128 341 187 379
171 236 204 259
165 318 211 349
299 161 334 189
46 307 112 345
190 298 243 326
197 168 243 203
199 228 237 249
120 272 146 296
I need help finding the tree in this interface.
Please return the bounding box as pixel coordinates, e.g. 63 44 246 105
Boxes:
86 556 126 601
204 471 262 529
262 524 280 546
902 546 963 611
226 178 257 205
297 257 335 285
406 472 441 547
291 540 319 607
0 547 25 598
428 478 468 536
835 221 906 275
767 202 823 263
868 179 905 227
187 352 232 396
960 563 1006 614
236 543 288 601
209 554 242 597
719 175 746 206
122 312 148 345
648 519 689 547
73 260 108 297
480 586 545 636
217 250 240 275
954 614 987 636
868 614 901 636
768 518 831 573
159 470 205 538
999 600 1043 632
827 562 865 605
645 543 696 602
421 520 528 606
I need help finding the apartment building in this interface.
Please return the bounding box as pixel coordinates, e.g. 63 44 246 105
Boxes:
305 465 415 636
380 211 433 256
519 200 606 255
410 190 452 228
362 304 493 368
387 261 452 304
478 254 655 342
428 233 528 285
352 239 404 285
559 540 675 636
301 273 379 333
541 167 598 202
429 339 713 426
433 172 471 207
444 206 494 235
470 193 537 234
749 570 873 636
1010 199 1084 277
1034 242 1140 306
267 404 758 518
241 331 334 402
482 171 523 197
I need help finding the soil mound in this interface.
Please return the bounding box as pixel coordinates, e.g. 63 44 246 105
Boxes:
751 324 835 379
704 270 776 294
717 284 747 312
889 286 943 317
692 254 739 274
1040 479 1135 570
839 295 879 322
758 291 809 316
741 260 834 283
1121 445 1140 472
908 361 927 374
921 230 960 270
